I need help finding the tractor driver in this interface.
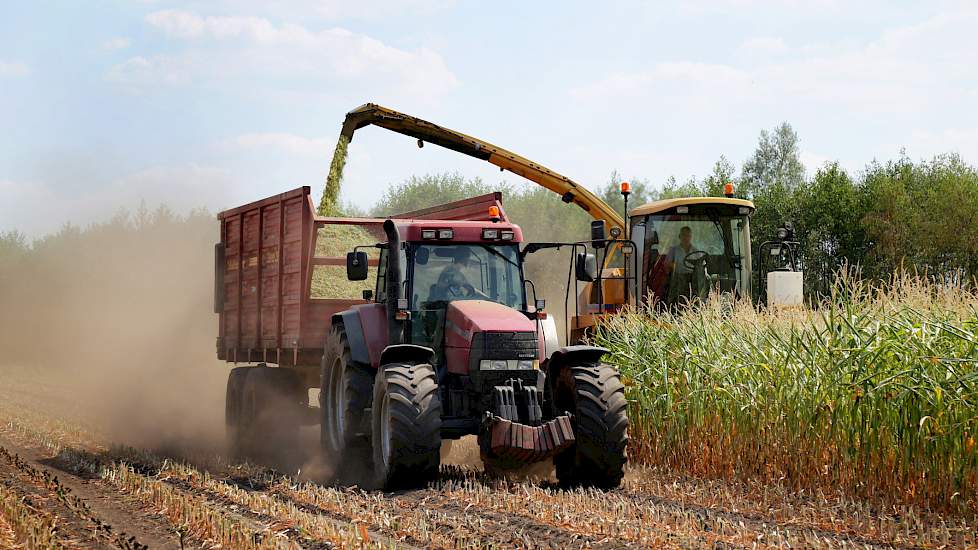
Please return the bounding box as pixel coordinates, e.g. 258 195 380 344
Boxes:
666 226 703 304
432 247 483 300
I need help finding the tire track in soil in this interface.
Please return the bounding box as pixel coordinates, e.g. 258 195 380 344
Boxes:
0 434 191 549
392 488 622 549
13 438 341 549
144 446 607 549
217 459 620 549
100 448 413 549
160 477 335 550
0 443 150 549
618 489 908 550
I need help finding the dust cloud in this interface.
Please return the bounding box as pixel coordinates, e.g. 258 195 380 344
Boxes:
0 199 581 477
0 209 229 453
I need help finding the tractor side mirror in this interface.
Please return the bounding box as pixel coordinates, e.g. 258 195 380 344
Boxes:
535 299 546 311
590 220 607 248
362 289 374 301
575 252 597 282
346 251 368 281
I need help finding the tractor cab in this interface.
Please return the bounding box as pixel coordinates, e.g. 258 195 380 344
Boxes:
628 197 754 308
379 220 540 373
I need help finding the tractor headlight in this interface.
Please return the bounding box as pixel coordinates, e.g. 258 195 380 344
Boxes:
479 359 539 370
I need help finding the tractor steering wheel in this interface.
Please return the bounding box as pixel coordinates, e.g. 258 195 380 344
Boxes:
446 283 476 298
683 250 708 270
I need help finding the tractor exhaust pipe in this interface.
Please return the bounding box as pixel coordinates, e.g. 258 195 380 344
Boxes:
383 219 403 344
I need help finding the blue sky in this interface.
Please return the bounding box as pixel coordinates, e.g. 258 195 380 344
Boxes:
2 1 977 235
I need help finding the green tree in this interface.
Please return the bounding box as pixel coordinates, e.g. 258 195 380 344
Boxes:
740 122 805 196
370 172 499 216
861 153 978 282
795 163 866 294
701 156 737 197
741 123 806 249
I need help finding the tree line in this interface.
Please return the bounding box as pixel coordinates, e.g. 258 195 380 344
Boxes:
359 123 978 296
3 123 975 298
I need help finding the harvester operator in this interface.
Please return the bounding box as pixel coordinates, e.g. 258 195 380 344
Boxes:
666 226 703 304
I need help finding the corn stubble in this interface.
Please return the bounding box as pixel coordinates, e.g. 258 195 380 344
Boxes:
0 394 973 548
595 272 978 515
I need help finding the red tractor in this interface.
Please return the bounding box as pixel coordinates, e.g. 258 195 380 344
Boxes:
217 187 628 489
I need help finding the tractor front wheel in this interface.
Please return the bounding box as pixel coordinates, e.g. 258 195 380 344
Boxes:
371 362 442 489
552 363 628 489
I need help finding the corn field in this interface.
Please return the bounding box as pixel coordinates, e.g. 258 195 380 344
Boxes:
593 273 978 513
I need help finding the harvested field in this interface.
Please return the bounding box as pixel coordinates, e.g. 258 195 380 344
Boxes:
0 367 973 549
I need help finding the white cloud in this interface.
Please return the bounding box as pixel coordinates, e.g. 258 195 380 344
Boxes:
573 7 978 116
739 36 787 56
570 62 752 101
108 10 457 97
142 0 454 21
224 133 335 156
678 0 845 16
0 60 29 78
107 55 189 87
102 37 132 51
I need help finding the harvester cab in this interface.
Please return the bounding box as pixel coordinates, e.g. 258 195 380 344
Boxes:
564 191 756 341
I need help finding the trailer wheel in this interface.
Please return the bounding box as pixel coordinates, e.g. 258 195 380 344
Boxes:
552 363 628 489
225 367 252 458
239 366 305 461
371 362 442 489
320 326 374 469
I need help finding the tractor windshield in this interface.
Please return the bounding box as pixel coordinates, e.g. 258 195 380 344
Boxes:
639 211 750 307
408 243 525 346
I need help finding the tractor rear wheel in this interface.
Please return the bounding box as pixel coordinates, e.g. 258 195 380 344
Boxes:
552 363 628 489
320 326 374 472
371 362 442 489
238 366 305 462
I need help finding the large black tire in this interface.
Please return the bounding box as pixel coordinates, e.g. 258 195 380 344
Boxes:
225 366 252 458
320 326 374 471
238 366 306 462
552 363 628 489
371 362 442 489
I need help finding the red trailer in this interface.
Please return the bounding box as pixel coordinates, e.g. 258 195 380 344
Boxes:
215 186 508 374
216 187 628 490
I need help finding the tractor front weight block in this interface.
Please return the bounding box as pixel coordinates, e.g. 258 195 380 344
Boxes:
483 414 575 464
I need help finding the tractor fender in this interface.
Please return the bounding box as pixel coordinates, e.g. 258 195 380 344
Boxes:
332 310 370 365
544 345 610 376
380 344 435 367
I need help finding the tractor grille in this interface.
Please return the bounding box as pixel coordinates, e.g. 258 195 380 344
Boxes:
482 331 538 360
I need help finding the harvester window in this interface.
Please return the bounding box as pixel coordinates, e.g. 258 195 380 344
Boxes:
641 212 749 307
